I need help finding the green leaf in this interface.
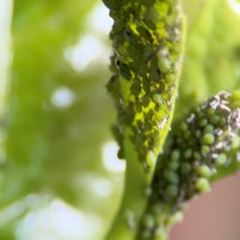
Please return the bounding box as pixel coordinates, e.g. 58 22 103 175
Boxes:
175 0 240 118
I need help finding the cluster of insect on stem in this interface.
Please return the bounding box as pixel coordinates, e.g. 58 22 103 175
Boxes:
136 91 240 240
105 0 184 171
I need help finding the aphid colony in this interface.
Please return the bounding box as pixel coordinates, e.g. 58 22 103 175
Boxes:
136 91 240 240
105 0 184 171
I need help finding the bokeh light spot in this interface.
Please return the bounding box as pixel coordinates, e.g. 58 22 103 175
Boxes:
91 178 113 197
51 87 75 108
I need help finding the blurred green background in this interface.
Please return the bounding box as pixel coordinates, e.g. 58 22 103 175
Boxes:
1 1 124 239
1 0 240 239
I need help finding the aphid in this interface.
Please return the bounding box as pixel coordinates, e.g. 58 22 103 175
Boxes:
138 91 240 239
195 178 210 193
196 164 212 178
119 62 132 80
123 28 138 44
180 162 192 174
143 45 155 60
102 0 120 10
153 93 164 105
112 21 125 33
163 169 179 184
164 184 178 199
202 133 215 145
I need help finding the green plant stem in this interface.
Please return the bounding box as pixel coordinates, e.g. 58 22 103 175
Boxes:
105 130 150 240
104 1 185 239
